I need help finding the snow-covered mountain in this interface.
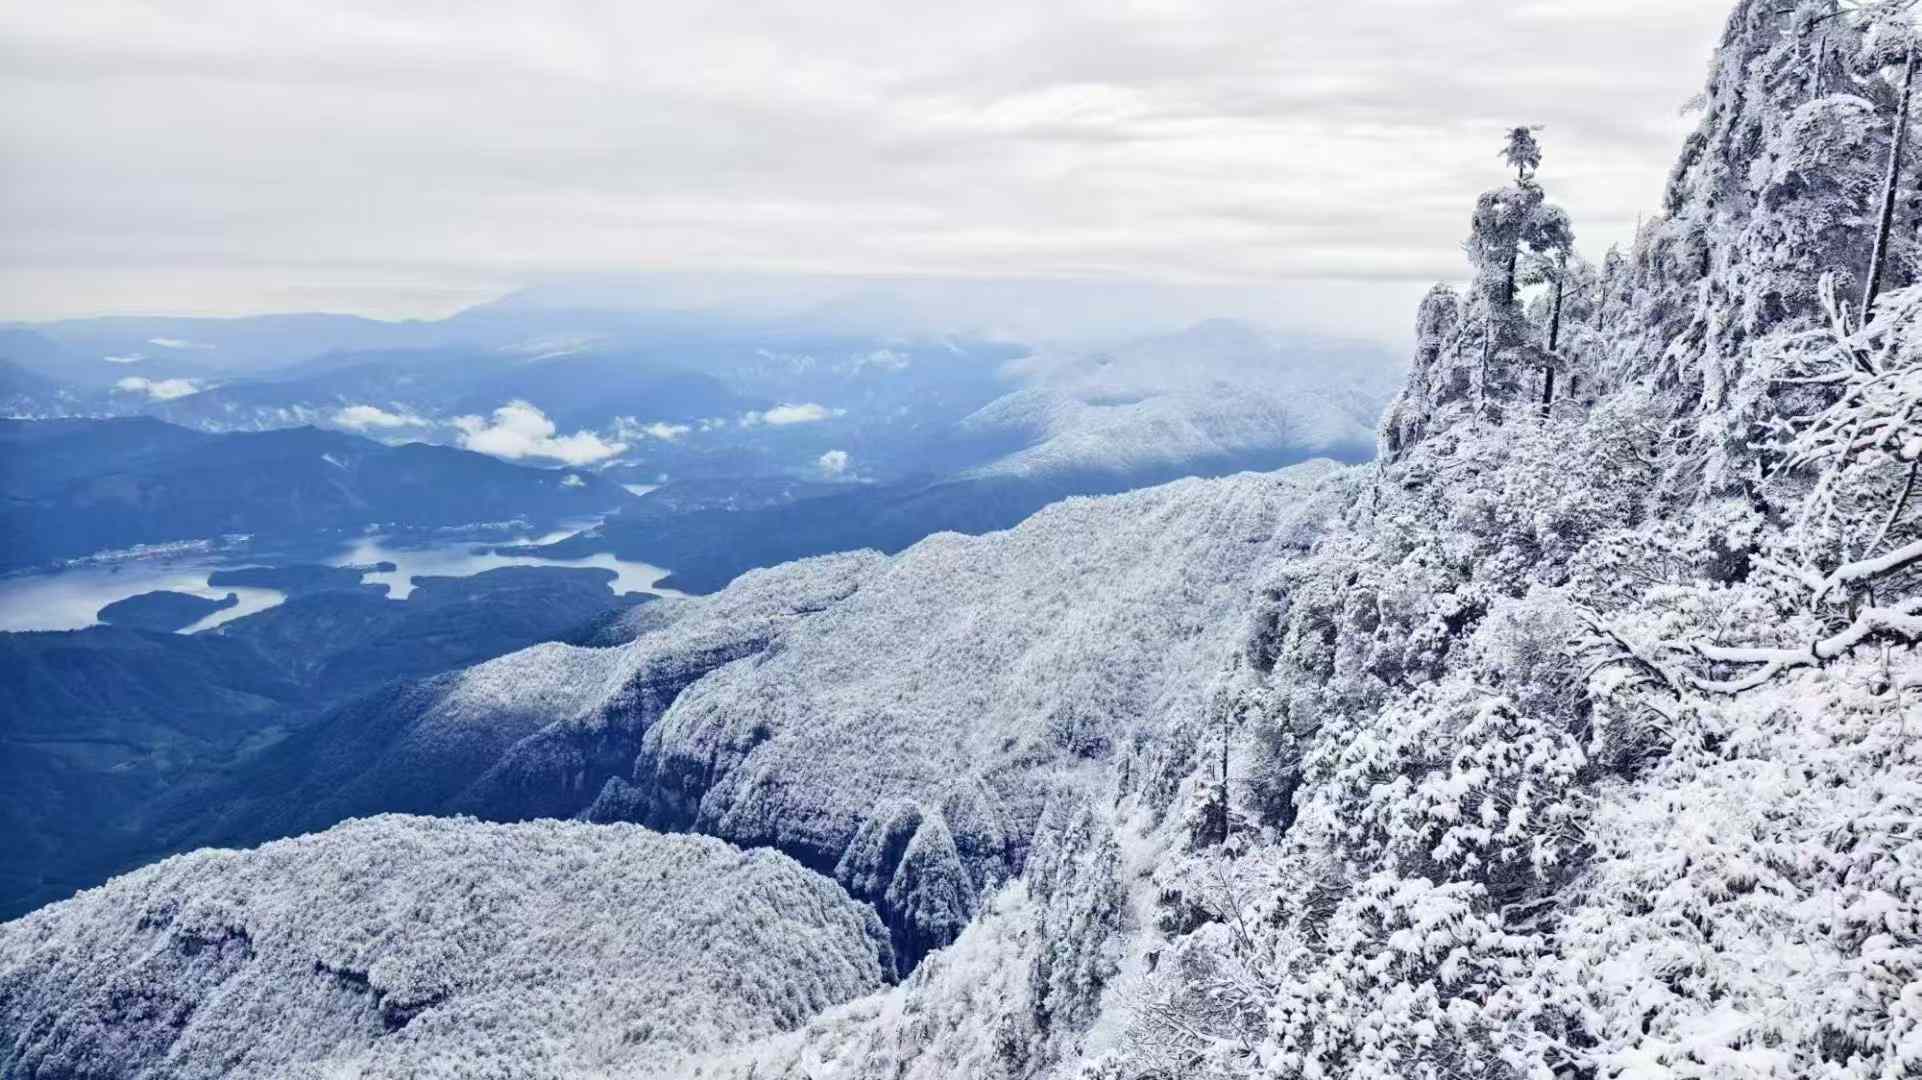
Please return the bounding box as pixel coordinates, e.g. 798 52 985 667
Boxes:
7 2 1922 1078
962 320 1392 480
172 550 891 848
0 816 891 1079
167 461 1352 974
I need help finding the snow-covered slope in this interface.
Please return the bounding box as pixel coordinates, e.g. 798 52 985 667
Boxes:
604 461 1349 962
185 461 1353 975
0 815 892 1079
962 320 1394 480
12 458 1357 1080
177 550 888 847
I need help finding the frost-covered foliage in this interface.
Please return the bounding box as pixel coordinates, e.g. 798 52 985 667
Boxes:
0 816 891 1079
710 782 1133 1080
610 461 1353 967
1116 3 1922 1077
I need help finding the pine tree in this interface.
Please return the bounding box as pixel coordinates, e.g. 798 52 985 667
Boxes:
1500 125 1543 182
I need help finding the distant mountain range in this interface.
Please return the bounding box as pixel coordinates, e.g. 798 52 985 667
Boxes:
505 320 1389 591
961 318 1393 479
3 303 1399 589
1 296 1397 485
0 418 629 571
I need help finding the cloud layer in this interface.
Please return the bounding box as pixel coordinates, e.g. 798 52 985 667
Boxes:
454 400 625 465
743 403 837 427
1 1 1732 344
613 416 692 442
113 375 200 400
333 403 428 430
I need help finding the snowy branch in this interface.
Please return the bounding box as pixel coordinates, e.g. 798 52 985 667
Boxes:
1662 597 1922 693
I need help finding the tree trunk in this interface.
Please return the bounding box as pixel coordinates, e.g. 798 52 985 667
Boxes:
1865 44 1916 326
1219 730 1231 844
1478 312 1492 420
1547 254 1567 352
1542 253 1566 416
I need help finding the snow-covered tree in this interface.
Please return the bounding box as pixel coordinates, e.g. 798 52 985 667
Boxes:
1501 125 1543 183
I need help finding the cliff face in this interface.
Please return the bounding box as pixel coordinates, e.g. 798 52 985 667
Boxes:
1102 3 1922 1077
1386 0 1911 485
1595 0 1904 499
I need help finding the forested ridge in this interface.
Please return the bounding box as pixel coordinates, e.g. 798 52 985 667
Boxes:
1115 1 1922 1075
3 1 1920 1078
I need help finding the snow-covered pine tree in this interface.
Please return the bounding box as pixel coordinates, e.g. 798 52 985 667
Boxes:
1502 125 1544 183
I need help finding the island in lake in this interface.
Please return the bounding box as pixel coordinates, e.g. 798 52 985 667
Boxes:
96 590 240 632
206 562 396 596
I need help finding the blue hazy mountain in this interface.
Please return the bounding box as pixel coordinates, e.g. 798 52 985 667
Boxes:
511 320 1394 592
0 418 630 571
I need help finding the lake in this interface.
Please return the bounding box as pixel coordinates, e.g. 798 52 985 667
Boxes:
332 531 681 601
0 520 682 633
0 563 288 634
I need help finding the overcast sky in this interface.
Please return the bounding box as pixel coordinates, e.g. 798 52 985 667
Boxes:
1 0 1732 344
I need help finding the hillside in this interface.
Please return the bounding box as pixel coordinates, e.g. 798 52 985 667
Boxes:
161 463 1351 973
5 2 1921 1078
961 320 1390 480
0 816 892 1079
166 550 892 854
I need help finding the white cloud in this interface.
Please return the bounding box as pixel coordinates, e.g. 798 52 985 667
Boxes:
615 416 693 442
817 449 851 478
741 402 837 427
502 334 603 360
561 473 586 488
102 353 144 364
853 349 910 372
333 404 427 430
113 375 200 400
146 338 212 350
454 400 626 465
